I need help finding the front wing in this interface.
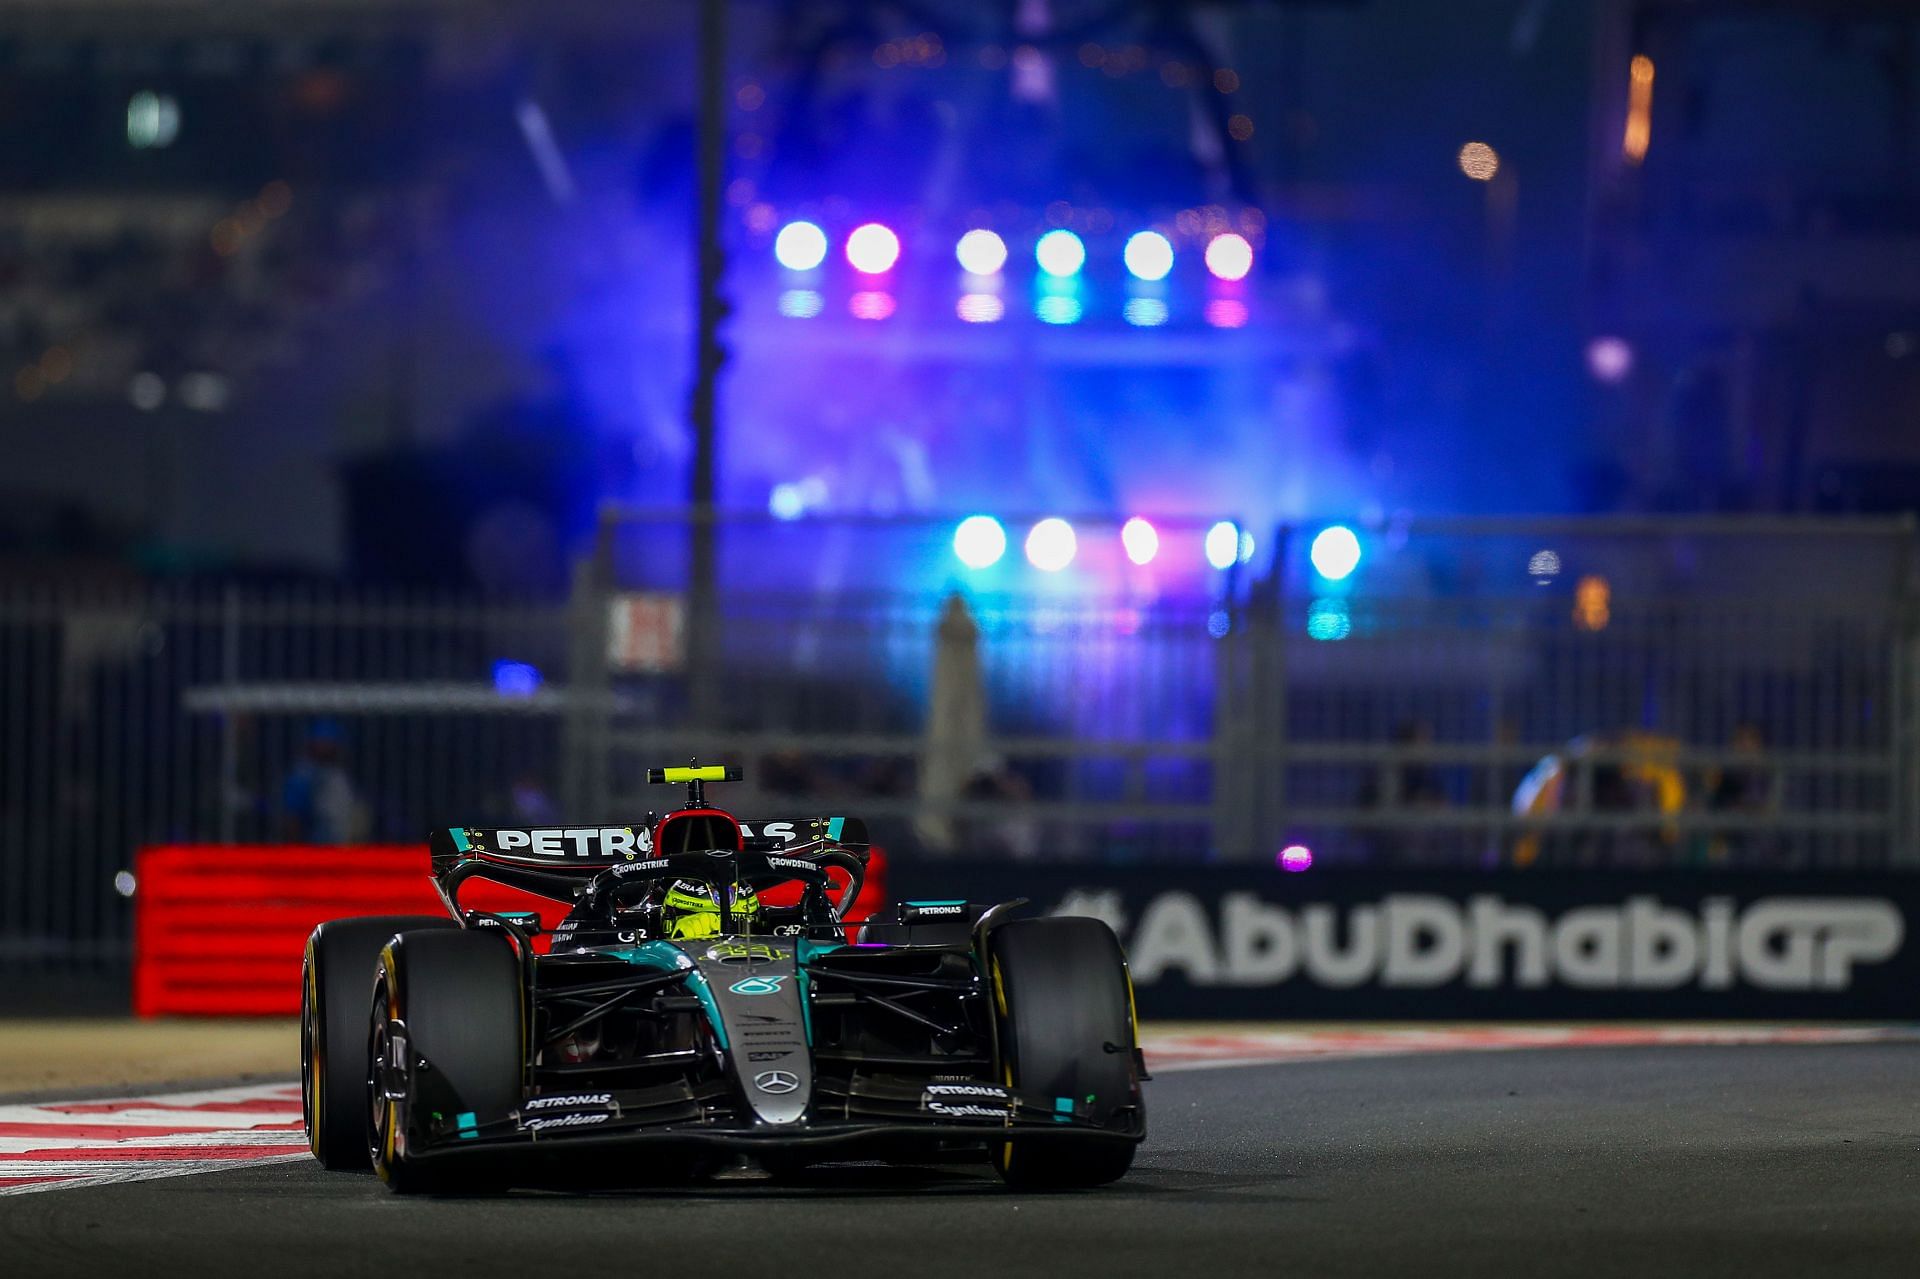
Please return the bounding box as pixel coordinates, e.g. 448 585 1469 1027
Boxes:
401 1075 1143 1165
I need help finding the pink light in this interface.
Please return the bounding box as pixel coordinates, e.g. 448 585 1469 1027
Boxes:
849 290 896 321
846 223 901 274
1278 844 1313 872
1204 232 1254 281
1586 335 1634 383
1204 298 1248 329
1121 517 1159 565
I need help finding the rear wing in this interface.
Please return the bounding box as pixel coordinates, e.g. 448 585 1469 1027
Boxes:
740 815 869 854
428 816 868 876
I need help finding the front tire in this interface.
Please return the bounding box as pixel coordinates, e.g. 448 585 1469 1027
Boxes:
302 915 456 1170
369 928 525 1194
987 917 1144 1189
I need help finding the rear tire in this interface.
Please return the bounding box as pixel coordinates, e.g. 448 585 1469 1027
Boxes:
369 928 525 1194
988 917 1143 1189
302 915 455 1170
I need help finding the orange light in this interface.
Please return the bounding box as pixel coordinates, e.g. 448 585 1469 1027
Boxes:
1623 55 1654 164
1574 575 1612 632
1458 141 1500 181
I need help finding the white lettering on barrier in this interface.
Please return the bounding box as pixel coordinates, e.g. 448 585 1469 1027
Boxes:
1059 892 1905 993
1127 893 1218 984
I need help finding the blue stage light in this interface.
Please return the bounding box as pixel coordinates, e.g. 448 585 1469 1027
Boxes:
776 289 823 318
1025 518 1077 571
492 660 542 698
953 515 1007 569
1307 597 1352 640
1205 521 1240 570
773 221 828 271
956 229 1008 276
1310 525 1362 580
1123 231 1174 281
1035 294 1083 324
769 483 806 520
1035 229 1086 277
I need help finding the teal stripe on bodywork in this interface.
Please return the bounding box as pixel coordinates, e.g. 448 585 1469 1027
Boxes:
795 937 845 1045
602 942 728 1050
449 828 471 852
827 816 845 841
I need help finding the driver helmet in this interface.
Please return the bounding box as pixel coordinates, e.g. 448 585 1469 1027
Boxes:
661 878 761 940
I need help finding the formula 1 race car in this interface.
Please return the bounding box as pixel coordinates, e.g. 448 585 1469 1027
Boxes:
301 766 1146 1193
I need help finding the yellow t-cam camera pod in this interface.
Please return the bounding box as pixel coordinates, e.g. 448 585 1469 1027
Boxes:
646 766 741 784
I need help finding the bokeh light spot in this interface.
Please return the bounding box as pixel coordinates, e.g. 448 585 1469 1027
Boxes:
1204 233 1253 281
1123 297 1169 327
773 220 828 271
1586 336 1634 383
955 228 1008 276
953 516 1007 569
1035 229 1086 277
1310 526 1362 580
1035 294 1083 325
768 483 806 520
1204 298 1248 328
1458 140 1500 181
957 292 1006 323
1307 598 1351 641
1205 521 1241 570
846 222 901 273
1025 518 1078 571
1123 230 1174 281
1121 517 1160 565
848 290 896 321
777 288 824 319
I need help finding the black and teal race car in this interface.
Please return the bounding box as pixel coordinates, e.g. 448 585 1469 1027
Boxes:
300 766 1146 1192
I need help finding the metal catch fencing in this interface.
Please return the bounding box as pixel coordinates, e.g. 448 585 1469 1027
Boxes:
573 511 1920 873
0 513 1915 981
0 585 569 981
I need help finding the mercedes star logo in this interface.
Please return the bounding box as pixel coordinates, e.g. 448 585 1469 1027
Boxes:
754 1070 800 1095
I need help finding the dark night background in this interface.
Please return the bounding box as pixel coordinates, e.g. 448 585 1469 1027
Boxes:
6 1 1915 592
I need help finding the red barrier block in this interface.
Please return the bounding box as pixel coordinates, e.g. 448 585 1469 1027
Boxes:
133 844 890 1018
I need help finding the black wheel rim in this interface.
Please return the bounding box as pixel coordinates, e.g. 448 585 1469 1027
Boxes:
299 971 319 1150
367 981 390 1168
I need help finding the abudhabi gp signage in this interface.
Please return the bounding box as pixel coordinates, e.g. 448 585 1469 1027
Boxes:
900 866 1920 1019
1095 893 1901 993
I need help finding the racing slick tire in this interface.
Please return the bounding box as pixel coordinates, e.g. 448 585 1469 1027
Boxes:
302 915 456 1170
987 917 1143 1189
369 928 524 1194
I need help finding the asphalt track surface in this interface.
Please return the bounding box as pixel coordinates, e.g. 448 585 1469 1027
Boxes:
2 1041 1915 1279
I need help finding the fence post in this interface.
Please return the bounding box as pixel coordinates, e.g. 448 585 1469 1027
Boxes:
217 585 240 845
1894 521 1920 868
564 533 613 820
1252 526 1291 859
1212 608 1253 859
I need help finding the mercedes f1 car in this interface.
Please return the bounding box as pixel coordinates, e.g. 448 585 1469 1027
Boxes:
301 766 1146 1192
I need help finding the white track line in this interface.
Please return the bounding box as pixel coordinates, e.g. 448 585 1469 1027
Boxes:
0 1082 305 1196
